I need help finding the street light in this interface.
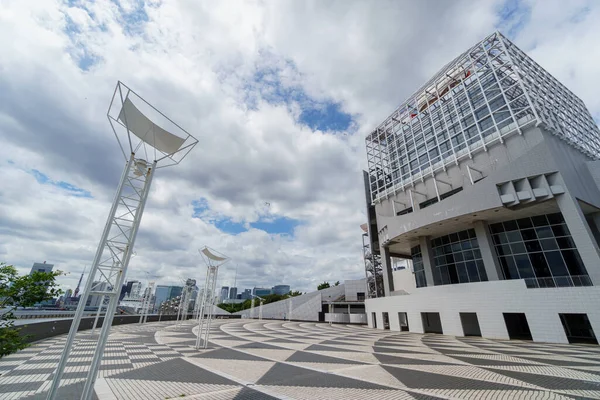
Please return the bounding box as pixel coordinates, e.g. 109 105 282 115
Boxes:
47 82 198 400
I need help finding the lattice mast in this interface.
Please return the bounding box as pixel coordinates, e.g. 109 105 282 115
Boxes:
47 81 198 400
195 247 228 349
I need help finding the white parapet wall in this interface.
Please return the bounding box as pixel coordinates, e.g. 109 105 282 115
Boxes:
234 283 352 321
365 279 600 344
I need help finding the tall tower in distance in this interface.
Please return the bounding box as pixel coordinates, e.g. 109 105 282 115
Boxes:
74 266 86 298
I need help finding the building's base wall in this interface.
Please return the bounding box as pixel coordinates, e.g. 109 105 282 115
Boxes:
365 280 600 344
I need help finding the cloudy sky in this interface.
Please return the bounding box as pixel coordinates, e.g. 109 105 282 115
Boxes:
1 0 599 294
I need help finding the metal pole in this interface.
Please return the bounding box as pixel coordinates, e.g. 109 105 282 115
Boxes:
46 155 134 400
259 300 263 321
90 296 106 335
79 161 156 400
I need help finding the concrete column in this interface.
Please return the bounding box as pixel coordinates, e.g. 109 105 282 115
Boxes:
418 236 435 286
556 193 600 286
380 246 395 296
473 220 502 281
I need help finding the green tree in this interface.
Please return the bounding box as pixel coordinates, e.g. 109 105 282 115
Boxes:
288 290 302 297
334 281 340 286
317 281 330 290
0 263 63 357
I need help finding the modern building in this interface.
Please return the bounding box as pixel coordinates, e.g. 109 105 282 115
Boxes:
228 287 237 299
220 286 229 303
153 285 169 311
235 279 367 323
363 31 600 345
272 285 291 295
240 289 252 300
253 287 272 297
167 286 183 300
86 281 109 308
29 261 53 274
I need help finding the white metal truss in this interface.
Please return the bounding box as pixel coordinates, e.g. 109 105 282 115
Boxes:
195 247 228 350
365 31 600 204
139 281 155 324
47 81 198 400
362 232 383 298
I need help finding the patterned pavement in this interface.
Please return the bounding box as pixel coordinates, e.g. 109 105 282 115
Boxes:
1 320 600 399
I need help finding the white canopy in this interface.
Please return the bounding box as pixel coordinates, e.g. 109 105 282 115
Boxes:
201 247 228 262
118 98 185 155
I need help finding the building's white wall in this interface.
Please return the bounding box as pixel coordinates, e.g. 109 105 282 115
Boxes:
392 269 416 293
344 279 367 301
366 279 600 344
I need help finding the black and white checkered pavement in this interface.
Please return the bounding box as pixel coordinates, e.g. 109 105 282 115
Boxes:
1 319 600 399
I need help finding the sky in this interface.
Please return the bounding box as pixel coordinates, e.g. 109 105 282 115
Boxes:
1 0 599 294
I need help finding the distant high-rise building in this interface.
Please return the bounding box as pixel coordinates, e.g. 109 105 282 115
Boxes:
130 282 143 298
240 289 252 300
168 286 183 300
220 286 229 303
253 287 272 297
64 289 73 299
272 285 290 296
153 285 169 311
86 281 108 308
30 261 53 275
229 287 237 299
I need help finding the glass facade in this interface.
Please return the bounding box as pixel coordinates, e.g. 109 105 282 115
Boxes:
366 32 600 203
431 229 488 285
411 245 427 288
489 212 591 287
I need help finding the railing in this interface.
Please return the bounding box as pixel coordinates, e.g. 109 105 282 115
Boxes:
524 275 593 288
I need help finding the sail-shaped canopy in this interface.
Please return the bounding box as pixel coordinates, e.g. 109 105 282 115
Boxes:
118 98 185 155
201 247 228 262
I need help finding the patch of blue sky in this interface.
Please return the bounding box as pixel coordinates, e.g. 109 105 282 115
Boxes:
214 218 248 235
29 169 92 198
250 216 300 236
191 198 210 217
110 0 149 36
496 0 531 40
245 64 354 132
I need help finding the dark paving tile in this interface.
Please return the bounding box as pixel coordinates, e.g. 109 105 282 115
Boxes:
5 367 56 376
265 338 305 344
516 356 600 367
109 358 238 385
485 367 600 391
286 351 364 365
305 344 359 353
447 355 537 367
232 386 280 399
374 353 456 366
257 362 393 389
190 348 268 361
0 381 44 394
99 363 134 370
236 342 287 350
382 365 535 391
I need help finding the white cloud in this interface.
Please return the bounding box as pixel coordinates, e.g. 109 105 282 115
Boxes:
0 0 598 294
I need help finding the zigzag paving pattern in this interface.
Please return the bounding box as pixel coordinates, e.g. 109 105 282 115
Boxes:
1 320 600 399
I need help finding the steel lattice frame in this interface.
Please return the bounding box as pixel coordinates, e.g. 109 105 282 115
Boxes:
195 247 228 350
366 31 600 204
362 233 383 298
139 281 155 324
47 82 198 400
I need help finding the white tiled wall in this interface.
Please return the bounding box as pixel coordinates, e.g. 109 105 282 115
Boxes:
365 279 600 344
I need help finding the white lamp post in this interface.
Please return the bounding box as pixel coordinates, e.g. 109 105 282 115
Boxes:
195 247 228 349
47 81 198 400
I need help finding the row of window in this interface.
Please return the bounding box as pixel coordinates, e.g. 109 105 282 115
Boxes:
412 212 590 288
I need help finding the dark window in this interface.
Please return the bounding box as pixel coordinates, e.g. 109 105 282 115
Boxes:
431 229 485 286
489 212 590 286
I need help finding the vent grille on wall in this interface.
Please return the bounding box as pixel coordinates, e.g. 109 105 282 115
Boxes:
497 172 564 207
